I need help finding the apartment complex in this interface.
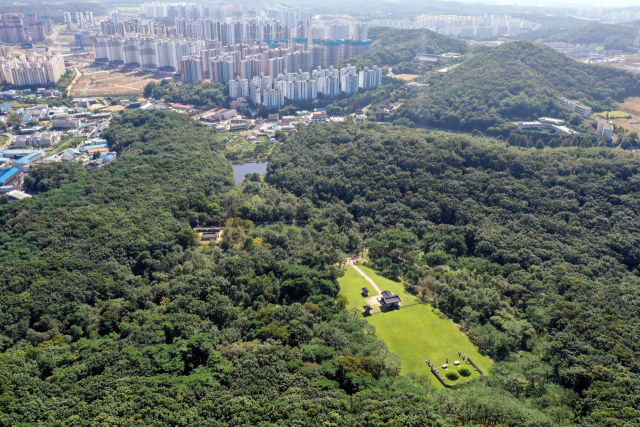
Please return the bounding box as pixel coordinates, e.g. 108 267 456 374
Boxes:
93 30 372 82
0 13 53 44
248 63 382 111
0 53 66 87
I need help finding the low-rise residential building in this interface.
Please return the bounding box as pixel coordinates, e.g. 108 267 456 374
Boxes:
52 118 81 129
558 97 592 118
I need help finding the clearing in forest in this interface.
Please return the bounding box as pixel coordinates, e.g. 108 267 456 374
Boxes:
338 264 493 388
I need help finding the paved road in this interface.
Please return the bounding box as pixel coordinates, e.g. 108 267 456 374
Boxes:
350 263 382 295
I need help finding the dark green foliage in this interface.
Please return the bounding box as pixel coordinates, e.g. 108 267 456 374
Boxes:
4 108 640 425
511 21 640 52
398 41 640 133
144 79 228 109
446 370 460 380
268 122 640 425
339 27 469 70
458 367 472 377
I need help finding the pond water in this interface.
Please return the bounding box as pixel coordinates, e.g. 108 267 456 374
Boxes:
233 161 269 183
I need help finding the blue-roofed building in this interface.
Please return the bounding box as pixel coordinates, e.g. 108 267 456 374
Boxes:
13 150 44 168
0 157 10 167
80 143 109 152
0 103 12 114
0 150 36 159
0 167 21 186
98 152 117 163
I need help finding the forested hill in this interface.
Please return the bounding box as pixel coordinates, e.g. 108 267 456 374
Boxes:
268 122 640 426
397 40 640 133
338 27 468 70
0 111 566 426
511 21 640 52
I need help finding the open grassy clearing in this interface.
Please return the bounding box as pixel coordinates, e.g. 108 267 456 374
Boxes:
617 96 640 116
51 137 84 155
367 304 493 389
338 264 492 389
596 110 635 119
339 267 373 312
358 264 421 306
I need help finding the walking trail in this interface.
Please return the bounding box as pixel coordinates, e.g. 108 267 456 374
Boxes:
350 263 382 295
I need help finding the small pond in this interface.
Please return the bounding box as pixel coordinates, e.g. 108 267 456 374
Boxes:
233 161 268 183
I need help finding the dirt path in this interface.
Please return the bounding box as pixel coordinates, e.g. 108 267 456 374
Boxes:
351 264 382 295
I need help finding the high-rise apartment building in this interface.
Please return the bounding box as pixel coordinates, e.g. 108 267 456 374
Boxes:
180 55 202 83
63 12 73 29
359 65 382 90
340 65 359 94
229 76 249 99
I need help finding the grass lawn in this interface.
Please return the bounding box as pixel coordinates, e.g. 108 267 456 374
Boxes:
339 267 372 311
367 304 493 389
357 264 421 306
51 137 84 155
596 110 635 119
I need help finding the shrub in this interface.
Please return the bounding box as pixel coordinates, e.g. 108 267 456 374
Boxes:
458 367 472 377
445 371 459 381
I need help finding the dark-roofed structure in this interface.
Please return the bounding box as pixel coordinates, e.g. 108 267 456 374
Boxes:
378 290 401 309
361 287 369 296
363 305 373 316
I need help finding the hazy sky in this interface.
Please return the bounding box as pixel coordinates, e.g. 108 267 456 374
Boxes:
455 0 640 9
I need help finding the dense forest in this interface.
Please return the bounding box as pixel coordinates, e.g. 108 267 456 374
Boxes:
0 111 564 426
144 79 228 109
338 27 468 71
394 41 640 133
268 122 640 426
511 21 640 52
4 110 640 425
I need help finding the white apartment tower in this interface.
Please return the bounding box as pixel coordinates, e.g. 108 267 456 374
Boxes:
229 76 249 99
359 65 382 90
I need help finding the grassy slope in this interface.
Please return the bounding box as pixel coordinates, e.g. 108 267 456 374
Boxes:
367 304 494 389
